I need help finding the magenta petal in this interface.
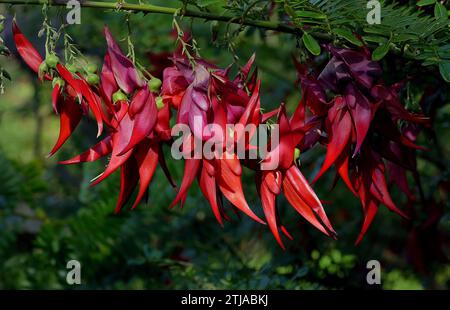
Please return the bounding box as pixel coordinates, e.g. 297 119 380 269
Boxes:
104 27 144 94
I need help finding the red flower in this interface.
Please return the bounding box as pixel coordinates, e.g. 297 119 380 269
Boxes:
295 45 429 243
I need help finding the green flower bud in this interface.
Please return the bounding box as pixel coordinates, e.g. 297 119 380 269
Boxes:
148 78 162 92
65 64 77 73
112 90 127 103
86 73 100 85
87 63 98 74
156 96 164 110
45 54 59 68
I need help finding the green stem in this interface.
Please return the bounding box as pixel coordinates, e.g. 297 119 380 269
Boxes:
0 0 331 40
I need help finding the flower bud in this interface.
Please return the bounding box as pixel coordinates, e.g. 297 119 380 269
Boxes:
45 54 59 68
148 78 162 92
112 90 127 103
156 96 164 110
87 73 100 85
87 63 98 74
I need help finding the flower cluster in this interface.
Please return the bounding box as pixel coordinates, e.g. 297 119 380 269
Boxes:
12 21 426 247
294 45 428 243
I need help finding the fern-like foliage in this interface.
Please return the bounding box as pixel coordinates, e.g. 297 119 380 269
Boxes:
281 0 449 80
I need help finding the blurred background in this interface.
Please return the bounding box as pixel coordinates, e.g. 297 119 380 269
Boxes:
0 1 448 289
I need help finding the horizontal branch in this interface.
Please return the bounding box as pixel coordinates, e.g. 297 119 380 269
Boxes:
0 0 331 39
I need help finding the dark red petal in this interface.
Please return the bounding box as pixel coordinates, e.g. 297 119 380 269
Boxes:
47 95 82 157
258 171 285 249
170 158 201 208
312 105 352 183
131 140 159 210
355 199 378 245
199 160 223 226
115 158 139 213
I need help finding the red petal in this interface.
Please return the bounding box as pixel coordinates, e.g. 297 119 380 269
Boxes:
115 158 139 213
282 176 330 236
119 89 157 154
131 140 159 210
59 136 112 165
12 21 50 80
216 155 265 224
312 105 352 183
199 160 223 226
286 165 336 235
47 95 82 157
355 199 378 245
57 64 104 137
170 158 201 208
90 112 134 186
258 171 285 249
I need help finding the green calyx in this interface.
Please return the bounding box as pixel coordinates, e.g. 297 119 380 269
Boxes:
156 96 164 110
45 54 59 69
148 78 162 92
86 73 100 85
112 90 127 103
38 61 48 79
52 77 65 88
294 148 301 162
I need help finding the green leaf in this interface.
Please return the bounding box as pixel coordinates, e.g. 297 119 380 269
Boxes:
363 27 390 36
302 33 321 56
284 4 297 17
434 2 447 19
417 0 436 6
363 35 388 44
295 11 327 19
439 62 450 82
372 43 390 61
197 0 224 8
392 33 419 43
333 28 363 46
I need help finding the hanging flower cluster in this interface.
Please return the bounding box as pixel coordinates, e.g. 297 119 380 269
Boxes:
294 45 429 243
12 21 427 247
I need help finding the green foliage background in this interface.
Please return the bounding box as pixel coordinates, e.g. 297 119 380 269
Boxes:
0 0 448 289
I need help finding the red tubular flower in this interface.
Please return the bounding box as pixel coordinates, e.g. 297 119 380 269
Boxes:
12 21 50 80
254 103 335 248
12 21 103 154
169 86 265 224
59 30 174 212
295 45 429 243
15 18 433 248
